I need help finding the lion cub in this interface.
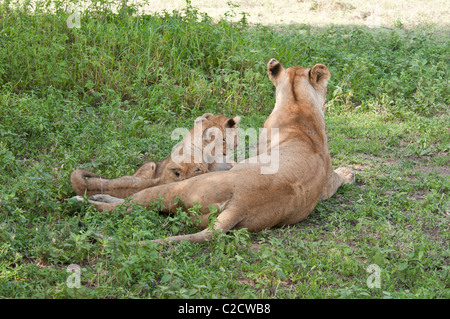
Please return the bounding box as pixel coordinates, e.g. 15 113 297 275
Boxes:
71 113 240 198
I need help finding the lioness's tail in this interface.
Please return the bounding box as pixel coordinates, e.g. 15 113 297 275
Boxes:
71 168 163 198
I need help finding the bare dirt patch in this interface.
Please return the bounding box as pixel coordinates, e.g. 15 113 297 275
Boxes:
143 0 450 28
18 1 449 28
417 165 450 178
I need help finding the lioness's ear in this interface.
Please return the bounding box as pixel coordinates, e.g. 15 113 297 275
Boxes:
267 58 283 79
226 116 241 128
309 64 330 88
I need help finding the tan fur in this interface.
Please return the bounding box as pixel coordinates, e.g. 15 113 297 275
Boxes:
71 113 240 198
77 59 354 243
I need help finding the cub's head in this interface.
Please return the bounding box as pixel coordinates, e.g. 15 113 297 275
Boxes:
193 113 241 156
170 113 241 172
267 58 330 112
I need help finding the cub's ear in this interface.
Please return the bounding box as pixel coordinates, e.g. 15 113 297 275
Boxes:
133 161 157 178
194 113 214 125
148 162 157 171
267 58 283 78
201 113 214 120
309 64 330 88
226 116 241 128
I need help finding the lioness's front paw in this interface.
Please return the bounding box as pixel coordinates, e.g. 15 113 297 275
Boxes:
335 167 355 184
89 194 123 203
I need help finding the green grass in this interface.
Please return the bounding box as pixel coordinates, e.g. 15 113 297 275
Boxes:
0 0 448 298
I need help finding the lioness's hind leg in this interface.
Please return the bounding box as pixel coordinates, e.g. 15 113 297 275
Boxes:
147 207 242 244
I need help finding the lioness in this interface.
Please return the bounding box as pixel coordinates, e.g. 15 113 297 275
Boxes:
76 59 354 243
71 113 240 198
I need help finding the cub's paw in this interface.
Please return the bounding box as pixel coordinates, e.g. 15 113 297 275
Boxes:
335 167 355 184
